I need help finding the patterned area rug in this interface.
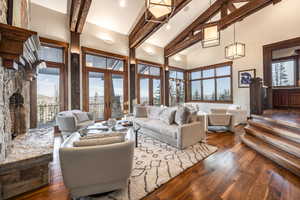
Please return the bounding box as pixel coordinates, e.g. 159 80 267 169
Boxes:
81 134 218 200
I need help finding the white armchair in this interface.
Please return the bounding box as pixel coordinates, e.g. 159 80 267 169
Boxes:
59 132 135 199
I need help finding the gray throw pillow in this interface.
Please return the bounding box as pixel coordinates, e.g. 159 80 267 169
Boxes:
175 106 190 125
159 108 176 125
147 106 164 120
73 112 90 123
134 105 148 118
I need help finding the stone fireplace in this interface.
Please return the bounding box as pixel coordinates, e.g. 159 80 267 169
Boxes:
0 59 30 161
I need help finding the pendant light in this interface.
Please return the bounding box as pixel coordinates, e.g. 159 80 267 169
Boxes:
225 23 245 60
145 0 175 23
201 0 220 48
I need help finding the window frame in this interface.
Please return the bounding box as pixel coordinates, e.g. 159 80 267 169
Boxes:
187 61 233 104
81 47 128 119
136 59 163 106
30 37 69 128
168 66 186 106
271 55 299 88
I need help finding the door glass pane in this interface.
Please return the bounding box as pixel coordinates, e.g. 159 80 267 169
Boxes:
203 69 215 78
216 66 231 76
89 72 105 120
217 77 231 101
37 68 60 127
169 79 177 106
39 46 63 63
153 79 161 106
178 81 185 104
111 74 124 118
169 70 176 79
86 54 106 69
191 80 201 100
177 71 184 80
140 78 149 105
203 79 215 100
272 60 295 87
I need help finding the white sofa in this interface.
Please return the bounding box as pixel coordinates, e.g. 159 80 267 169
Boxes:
184 102 248 126
133 106 206 149
59 132 135 198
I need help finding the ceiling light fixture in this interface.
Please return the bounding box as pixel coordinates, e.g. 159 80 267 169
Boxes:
99 34 114 44
174 55 181 61
119 0 126 7
201 0 220 48
145 0 175 23
225 23 245 60
166 23 171 30
144 47 155 55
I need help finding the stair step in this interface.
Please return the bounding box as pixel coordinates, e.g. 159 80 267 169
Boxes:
241 134 300 177
248 119 300 144
245 126 300 158
251 114 300 130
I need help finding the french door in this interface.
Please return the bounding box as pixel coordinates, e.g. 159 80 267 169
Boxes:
137 76 162 106
86 69 125 121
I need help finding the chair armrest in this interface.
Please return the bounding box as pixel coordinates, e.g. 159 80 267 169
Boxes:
227 109 248 125
87 112 95 121
178 122 206 149
59 141 134 190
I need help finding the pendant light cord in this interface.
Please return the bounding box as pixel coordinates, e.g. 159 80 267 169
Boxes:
233 23 236 43
209 0 212 22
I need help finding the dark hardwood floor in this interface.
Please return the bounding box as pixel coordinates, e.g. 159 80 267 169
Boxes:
13 126 300 200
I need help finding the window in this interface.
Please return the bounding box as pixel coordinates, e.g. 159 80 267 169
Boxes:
35 38 68 128
86 53 124 71
272 58 297 87
137 61 162 106
169 69 185 106
189 62 232 102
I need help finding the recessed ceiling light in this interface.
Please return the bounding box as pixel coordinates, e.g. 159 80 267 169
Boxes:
183 6 190 12
174 55 182 61
119 0 126 7
98 34 114 44
144 47 155 55
166 24 171 30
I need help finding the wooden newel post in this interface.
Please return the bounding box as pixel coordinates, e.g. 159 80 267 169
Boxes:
250 77 265 115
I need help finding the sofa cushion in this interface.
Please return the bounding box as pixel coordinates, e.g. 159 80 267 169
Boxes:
159 108 176 125
210 108 228 114
147 106 164 120
134 118 179 139
73 136 124 147
73 112 90 123
175 106 190 125
228 105 241 110
134 105 148 118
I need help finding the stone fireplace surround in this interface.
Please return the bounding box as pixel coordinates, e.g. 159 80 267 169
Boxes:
0 58 31 161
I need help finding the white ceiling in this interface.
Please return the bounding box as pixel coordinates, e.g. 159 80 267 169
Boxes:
30 0 217 49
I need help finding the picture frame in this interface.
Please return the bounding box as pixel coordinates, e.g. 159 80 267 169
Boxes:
238 69 256 88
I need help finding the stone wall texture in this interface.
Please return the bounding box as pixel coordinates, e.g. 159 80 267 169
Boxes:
0 0 7 24
0 63 30 161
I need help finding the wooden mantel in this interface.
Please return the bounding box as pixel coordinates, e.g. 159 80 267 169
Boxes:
0 23 38 68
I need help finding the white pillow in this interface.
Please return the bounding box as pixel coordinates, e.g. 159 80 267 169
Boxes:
134 105 148 118
80 132 124 140
74 136 124 147
228 105 241 110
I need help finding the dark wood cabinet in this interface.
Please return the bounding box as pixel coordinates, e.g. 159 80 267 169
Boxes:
273 88 300 108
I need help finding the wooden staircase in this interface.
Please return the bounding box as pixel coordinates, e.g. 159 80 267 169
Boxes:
241 115 300 177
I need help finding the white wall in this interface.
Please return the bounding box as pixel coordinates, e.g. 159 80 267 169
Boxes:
186 0 300 112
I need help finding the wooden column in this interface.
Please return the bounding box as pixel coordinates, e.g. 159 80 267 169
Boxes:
30 80 37 128
250 77 264 115
164 57 169 106
129 48 136 112
70 32 81 109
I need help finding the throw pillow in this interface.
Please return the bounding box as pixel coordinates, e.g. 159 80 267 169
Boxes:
80 132 124 140
147 106 164 120
73 112 90 123
159 108 176 125
175 106 190 125
134 105 148 118
74 136 124 147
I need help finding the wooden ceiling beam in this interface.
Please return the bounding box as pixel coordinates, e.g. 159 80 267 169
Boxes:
227 2 237 12
76 0 92 33
165 33 202 57
218 0 275 30
129 0 192 48
70 0 82 32
165 0 226 51
231 0 250 3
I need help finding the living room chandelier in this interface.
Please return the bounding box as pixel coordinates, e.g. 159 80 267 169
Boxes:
225 23 246 60
201 0 220 48
145 0 175 23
